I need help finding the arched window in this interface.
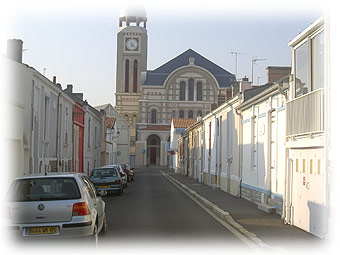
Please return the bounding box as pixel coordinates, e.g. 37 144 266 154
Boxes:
133 60 138 92
179 110 184 119
197 111 202 117
197 82 202 101
151 109 157 123
171 111 176 119
188 78 194 101
124 114 129 123
180 81 186 101
188 110 193 119
125 59 129 92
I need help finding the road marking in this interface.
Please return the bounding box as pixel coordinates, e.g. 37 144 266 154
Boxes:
161 171 285 252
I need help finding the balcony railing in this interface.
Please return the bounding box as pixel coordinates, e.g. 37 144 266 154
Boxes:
286 88 324 137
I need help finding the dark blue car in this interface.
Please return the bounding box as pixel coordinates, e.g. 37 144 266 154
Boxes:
89 166 123 195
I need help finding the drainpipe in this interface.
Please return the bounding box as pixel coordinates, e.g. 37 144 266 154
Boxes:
235 99 243 198
56 92 61 172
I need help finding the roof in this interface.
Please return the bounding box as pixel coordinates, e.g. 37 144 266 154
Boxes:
172 118 197 128
143 49 235 88
243 84 273 102
242 75 290 104
139 125 171 131
106 117 116 128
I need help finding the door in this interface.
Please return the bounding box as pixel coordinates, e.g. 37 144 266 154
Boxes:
150 147 156 164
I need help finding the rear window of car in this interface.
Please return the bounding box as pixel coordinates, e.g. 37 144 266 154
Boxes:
90 168 118 178
6 177 81 202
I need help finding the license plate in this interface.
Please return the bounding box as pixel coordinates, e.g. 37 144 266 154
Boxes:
25 226 59 236
99 185 110 189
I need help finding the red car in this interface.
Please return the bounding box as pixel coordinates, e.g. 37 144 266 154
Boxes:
120 164 134 182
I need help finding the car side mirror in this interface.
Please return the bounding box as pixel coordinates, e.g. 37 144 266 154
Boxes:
97 190 107 197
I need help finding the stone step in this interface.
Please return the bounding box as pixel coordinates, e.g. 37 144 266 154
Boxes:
210 184 221 190
258 203 277 214
267 198 276 206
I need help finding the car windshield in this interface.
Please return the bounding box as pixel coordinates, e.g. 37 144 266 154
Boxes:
6 177 81 202
90 168 118 178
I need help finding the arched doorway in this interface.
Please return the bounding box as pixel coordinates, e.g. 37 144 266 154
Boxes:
147 134 161 165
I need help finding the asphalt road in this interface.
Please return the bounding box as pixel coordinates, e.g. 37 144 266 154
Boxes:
99 167 248 250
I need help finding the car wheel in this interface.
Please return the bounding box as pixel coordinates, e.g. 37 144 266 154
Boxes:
100 213 107 236
118 187 123 196
92 223 99 247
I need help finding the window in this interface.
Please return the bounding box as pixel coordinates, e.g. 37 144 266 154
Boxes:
180 81 186 101
188 78 194 101
310 159 313 174
294 29 325 98
88 117 91 148
296 159 299 172
133 60 138 92
295 42 308 97
197 111 202 117
303 159 306 173
312 31 324 91
171 111 176 119
125 59 129 92
64 107 69 144
151 109 157 123
179 110 184 119
197 82 202 101
188 110 193 119
44 97 50 140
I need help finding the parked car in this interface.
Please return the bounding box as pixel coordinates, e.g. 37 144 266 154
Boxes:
90 166 124 195
113 164 128 188
4 173 107 242
120 163 134 182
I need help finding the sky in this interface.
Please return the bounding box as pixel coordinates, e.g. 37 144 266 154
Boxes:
0 0 327 107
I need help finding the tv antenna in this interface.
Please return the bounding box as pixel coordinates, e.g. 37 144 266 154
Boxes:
251 56 266 84
228 50 246 79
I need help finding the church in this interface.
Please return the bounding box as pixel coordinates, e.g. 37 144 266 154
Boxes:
114 6 235 167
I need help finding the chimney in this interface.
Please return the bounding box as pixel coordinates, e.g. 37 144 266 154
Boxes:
66 84 73 93
7 39 23 63
267 66 291 83
210 101 217 112
232 84 239 97
196 113 202 122
53 76 57 84
225 88 232 101
239 76 252 92
217 90 225 107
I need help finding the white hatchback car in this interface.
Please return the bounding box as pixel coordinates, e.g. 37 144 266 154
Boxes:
4 173 106 241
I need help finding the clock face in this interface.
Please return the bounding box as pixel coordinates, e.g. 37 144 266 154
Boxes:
126 38 138 50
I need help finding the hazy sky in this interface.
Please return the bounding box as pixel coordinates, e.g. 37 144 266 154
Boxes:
1 0 325 107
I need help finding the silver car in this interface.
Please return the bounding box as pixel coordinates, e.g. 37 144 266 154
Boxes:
4 173 107 241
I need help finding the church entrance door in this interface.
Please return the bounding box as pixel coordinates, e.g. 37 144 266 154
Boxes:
147 134 161 165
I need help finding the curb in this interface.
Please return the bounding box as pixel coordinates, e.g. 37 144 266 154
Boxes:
161 171 270 249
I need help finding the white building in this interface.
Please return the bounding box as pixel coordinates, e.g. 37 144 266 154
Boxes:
83 102 103 176
5 39 75 179
236 76 289 214
283 17 329 238
170 118 196 173
95 103 130 166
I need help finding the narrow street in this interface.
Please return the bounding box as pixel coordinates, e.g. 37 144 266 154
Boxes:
99 167 248 250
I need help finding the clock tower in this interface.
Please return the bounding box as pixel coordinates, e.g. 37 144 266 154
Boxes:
115 5 148 159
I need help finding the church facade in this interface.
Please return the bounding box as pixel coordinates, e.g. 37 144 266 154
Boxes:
115 7 235 167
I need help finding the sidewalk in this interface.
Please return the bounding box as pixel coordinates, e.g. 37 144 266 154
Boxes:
161 168 325 252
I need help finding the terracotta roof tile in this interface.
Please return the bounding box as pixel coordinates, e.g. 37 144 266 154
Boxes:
172 118 196 128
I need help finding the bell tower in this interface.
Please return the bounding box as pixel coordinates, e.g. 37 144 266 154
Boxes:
115 4 148 159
